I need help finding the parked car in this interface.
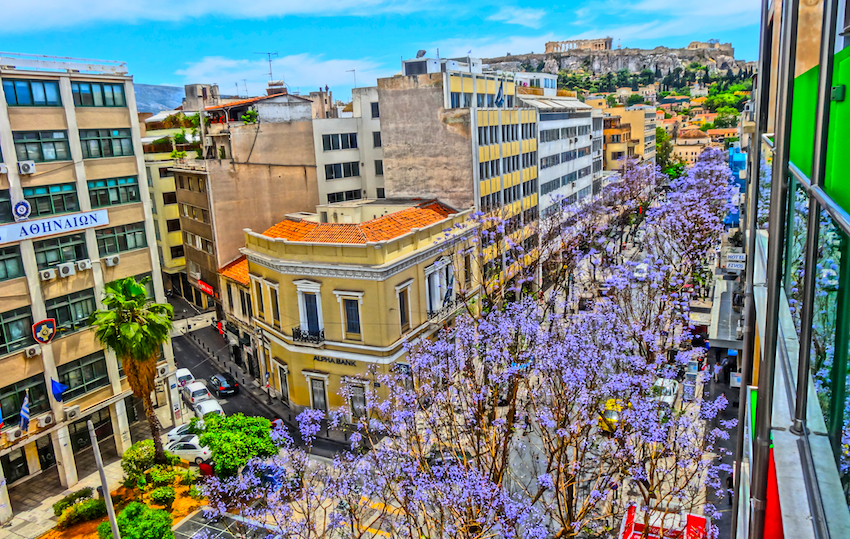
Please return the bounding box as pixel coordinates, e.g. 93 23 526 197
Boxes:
165 435 211 465
193 399 225 419
599 399 628 434
175 368 195 387
652 378 679 408
166 423 193 442
181 382 212 406
634 263 649 280
209 373 239 398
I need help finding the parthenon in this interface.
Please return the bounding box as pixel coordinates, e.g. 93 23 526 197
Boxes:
545 37 613 53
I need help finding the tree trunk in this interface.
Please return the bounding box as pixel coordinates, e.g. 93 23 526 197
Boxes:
143 391 167 464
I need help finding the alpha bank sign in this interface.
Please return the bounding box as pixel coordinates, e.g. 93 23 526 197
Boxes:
0 210 109 246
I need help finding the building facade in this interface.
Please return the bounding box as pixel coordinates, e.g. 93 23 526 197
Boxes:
235 200 473 417
0 53 176 521
312 86 384 205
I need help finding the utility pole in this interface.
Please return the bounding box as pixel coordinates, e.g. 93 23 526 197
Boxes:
254 52 278 81
89 420 120 539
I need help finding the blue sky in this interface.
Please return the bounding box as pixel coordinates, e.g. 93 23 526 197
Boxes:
0 0 761 100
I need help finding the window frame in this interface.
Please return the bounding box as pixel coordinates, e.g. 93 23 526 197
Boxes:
34 233 88 270
57 352 110 401
80 128 134 159
370 102 380 118
375 159 383 176
0 306 35 356
87 177 140 208
3 79 61 107
71 81 126 108
95 222 147 256
0 246 24 282
13 131 71 163
0 373 48 427
373 131 382 148
45 288 96 334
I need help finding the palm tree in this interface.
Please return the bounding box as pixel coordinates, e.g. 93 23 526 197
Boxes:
89 276 173 462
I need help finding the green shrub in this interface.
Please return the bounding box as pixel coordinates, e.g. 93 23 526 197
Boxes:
98 502 174 539
136 476 148 491
150 486 176 509
53 487 93 516
181 468 198 486
57 498 106 529
149 465 177 487
188 485 204 500
122 440 156 482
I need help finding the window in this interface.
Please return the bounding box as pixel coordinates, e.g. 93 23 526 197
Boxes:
310 378 327 410
398 288 410 332
162 192 177 205
271 288 281 327
180 204 210 223
450 92 461 108
240 289 252 319
321 133 358 151
170 245 184 258
3 80 61 106
350 385 366 420
324 161 360 180
46 289 96 333
0 246 23 282
0 306 35 355
344 299 361 335
71 81 126 107
177 176 185 189
87 177 139 208
375 160 383 175
371 102 380 118
34 233 87 269
477 94 485 107
377 188 386 199
14 131 70 162
328 192 344 204
166 219 181 232
159 167 173 178
0 374 48 427
80 129 133 158
255 281 265 316
22 184 78 217
96 222 147 255
0 191 11 224
373 131 382 148
464 254 472 285
184 231 214 254
227 283 234 312
57 352 109 401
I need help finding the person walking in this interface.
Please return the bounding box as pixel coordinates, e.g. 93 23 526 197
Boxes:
726 474 734 506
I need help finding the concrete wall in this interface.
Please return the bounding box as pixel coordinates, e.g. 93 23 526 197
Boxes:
378 74 475 209
256 98 312 123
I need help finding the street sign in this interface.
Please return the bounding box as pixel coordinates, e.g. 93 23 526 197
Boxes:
727 262 746 270
727 253 747 261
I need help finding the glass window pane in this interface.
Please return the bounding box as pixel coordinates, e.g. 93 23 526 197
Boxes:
80 84 93 106
45 82 60 105
14 81 31 105
92 85 104 106
30 82 46 105
3 81 15 104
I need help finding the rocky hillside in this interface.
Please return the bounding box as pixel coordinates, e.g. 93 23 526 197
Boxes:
134 84 184 114
484 46 755 76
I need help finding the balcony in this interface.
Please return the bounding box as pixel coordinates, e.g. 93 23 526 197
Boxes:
517 87 544 96
428 298 461 324
292 327 324 345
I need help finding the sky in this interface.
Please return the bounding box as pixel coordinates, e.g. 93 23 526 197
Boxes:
0 0 761 100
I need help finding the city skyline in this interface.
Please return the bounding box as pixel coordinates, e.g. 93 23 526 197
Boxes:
0 0 761 99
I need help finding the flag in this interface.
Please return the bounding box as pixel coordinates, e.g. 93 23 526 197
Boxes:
20 391 30 431
52 378 69 402
495 81 505 107
467 50 472 55
0 400 4 429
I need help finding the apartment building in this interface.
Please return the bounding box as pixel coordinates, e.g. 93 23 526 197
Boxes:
617 105 656 164
139 110 197 303
173 84 320 315
0 53 176 520
230 199 473 417
218 255 259 379
517 96 603 217
602 114 634 170
312 86 384 206
672 129 711 165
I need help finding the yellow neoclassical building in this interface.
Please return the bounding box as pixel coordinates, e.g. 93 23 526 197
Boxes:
221 199 475 420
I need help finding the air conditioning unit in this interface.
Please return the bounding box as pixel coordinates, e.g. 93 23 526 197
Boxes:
76 259 92 271
156 364 168 377
204 136 213 147
63 405 81 421
0 164 7 174
18 161 36 175
57 262 76 278
103 254 120 267
40 268 57 281
37 413 55 428
24 345 41 358
6 427 24 442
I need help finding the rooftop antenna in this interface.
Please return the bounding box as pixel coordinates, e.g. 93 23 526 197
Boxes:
254 52 278 81
346 69 357 89
242 79 248 97
235 82 240 98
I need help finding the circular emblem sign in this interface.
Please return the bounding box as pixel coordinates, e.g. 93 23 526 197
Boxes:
13 200 31 222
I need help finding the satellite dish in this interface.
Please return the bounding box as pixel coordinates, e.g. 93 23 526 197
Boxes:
416 50 427 59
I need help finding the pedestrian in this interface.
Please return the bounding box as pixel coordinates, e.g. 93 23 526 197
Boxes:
714 361 723 383
726 474 734 506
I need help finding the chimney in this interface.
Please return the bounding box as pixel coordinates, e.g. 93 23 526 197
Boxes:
267 80 287 96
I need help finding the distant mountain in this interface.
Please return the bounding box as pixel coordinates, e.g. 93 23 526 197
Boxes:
134 84 185 113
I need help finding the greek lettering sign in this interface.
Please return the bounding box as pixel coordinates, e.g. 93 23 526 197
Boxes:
198 280 214 296
313 355 357 367
0 210 109 246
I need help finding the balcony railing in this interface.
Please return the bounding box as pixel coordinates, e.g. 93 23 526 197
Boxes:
428 298 461 323
292 327 324 345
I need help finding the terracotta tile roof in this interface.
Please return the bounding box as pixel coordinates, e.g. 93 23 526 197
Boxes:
678 129 709 139
219 256 249 285
261 201 456 244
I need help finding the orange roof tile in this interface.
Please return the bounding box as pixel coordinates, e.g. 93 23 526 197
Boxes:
261 201 456 244
219 256 249 285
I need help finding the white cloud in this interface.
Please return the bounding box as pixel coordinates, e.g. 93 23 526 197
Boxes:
486 6 547 29
434 33 559 60
174 54 393 97
0 0 434 32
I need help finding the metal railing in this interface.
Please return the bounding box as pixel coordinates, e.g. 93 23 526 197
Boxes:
427 299 460 322
291 327 324 345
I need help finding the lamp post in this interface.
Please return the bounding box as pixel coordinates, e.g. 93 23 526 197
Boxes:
88 420 119 539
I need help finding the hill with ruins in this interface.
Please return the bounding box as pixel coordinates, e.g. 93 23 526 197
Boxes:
484 39 755 76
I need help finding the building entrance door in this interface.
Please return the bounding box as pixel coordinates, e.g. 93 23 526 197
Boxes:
310 378 327 411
